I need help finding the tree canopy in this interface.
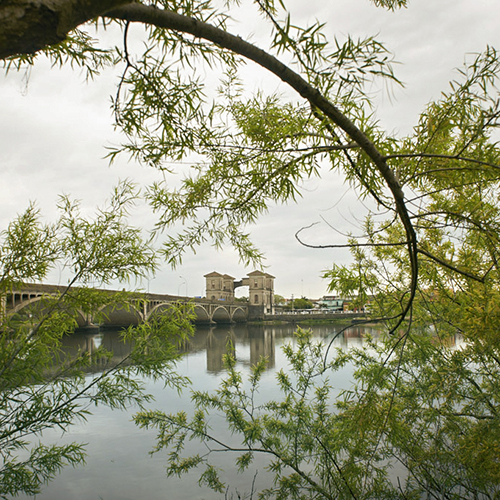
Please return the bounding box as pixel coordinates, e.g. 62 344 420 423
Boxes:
286 296 314 310
0 181 194 497
2 0 500 497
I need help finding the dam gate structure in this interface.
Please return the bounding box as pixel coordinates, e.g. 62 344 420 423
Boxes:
204 270 275 318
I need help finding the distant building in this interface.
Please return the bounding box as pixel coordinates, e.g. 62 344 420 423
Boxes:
204 270 275 314
241 271 275 312
341 296 373 313
204 272 235 301
317 295 345 312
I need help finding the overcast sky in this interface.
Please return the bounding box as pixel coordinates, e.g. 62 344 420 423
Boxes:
1 0 500 299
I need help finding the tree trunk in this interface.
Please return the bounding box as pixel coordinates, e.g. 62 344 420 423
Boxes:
0 0 132 59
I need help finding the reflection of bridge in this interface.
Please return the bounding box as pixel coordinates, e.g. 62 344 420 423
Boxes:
3 284 250 327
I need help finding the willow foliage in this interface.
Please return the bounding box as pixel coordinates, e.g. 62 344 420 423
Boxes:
2 0 500 497
0 183 193 497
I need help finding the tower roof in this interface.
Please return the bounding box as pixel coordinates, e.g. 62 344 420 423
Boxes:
247 270 275 278
204 271 224 278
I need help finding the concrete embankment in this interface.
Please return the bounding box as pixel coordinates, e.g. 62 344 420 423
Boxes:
262 312 367 323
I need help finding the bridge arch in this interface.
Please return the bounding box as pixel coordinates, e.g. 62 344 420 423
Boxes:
10 294 45 315
211 305 232 324
146 302 176 322
193 304 211 324
98 302 144 326
231 306 247 323
9 295 91 328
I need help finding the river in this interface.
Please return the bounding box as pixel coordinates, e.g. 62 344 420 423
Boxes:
13 322 380 500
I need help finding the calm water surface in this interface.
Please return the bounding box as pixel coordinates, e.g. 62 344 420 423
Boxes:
14 323 379 500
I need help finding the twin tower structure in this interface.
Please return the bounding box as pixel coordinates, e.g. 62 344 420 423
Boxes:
204 270 275 314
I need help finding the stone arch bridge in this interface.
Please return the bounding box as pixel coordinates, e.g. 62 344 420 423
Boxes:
2 284 250 327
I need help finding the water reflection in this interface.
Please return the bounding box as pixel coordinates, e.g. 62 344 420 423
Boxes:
15 322 379 500
192 324 277 372
65 322 381 376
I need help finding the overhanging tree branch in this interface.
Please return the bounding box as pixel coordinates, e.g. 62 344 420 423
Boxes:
1 0 419 325
104 2 419 324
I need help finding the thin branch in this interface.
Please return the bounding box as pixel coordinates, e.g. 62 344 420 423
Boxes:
456 106 500 157
314 436 359 500
417 248 486 283
295 222 409 249
384 152 500 176
405 178 495 205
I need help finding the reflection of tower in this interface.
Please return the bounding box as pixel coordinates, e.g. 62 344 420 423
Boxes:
248 325 275 369
206 328 236 373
